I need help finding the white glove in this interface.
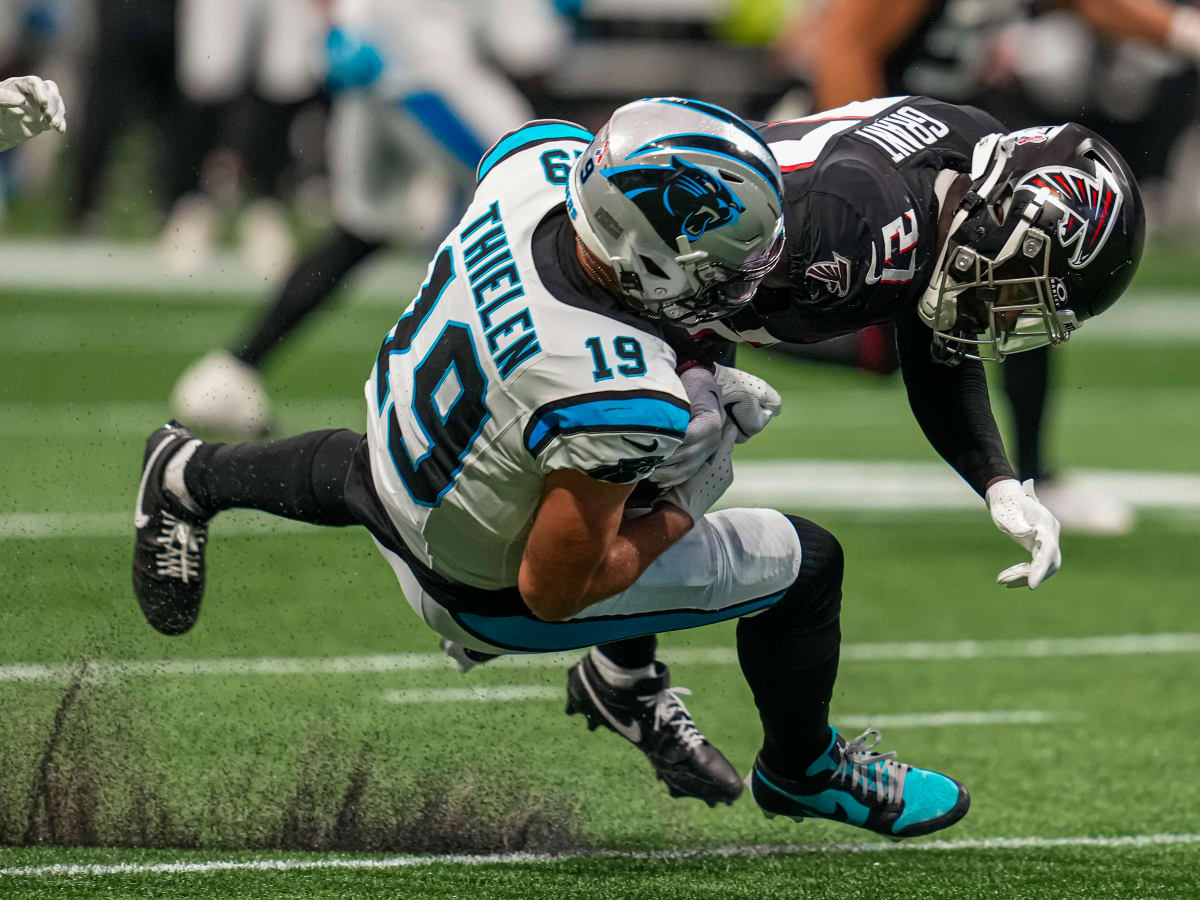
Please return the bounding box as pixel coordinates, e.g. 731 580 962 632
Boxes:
0 76 66 152
985 478 1062 590
659 422 737 521
651 366 725 489
714 364 782 443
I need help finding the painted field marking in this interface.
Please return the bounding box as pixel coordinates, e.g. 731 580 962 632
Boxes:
837 710 1055 729
375 687 1057 727
0 236 1190 344
3 832 1199 878
0 399 362 438
5 463 1200 543
0 239 425 302
2 633 1198 685
4 388 1196 438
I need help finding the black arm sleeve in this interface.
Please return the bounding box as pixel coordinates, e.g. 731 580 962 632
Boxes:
895 310 1014 496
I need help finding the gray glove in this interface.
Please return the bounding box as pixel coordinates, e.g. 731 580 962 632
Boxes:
659 422 737 521
651 366 725 489
714 364 782 443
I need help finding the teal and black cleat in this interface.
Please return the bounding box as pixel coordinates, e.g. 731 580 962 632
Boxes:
746 727 970 839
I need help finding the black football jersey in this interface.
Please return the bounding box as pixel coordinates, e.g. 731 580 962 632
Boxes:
696 96 1004 346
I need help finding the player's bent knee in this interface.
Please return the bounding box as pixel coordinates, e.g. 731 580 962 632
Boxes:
784 515 844 591
752 517 844 631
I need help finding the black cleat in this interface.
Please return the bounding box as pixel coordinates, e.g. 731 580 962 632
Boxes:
566 655 743 806
132 422 211 635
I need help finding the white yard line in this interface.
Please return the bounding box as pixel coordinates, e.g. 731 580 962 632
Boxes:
4 463 1200 544
375 688 1058 727
0 510 313 541
3 390 1195 438
726 461 1200 512
837 710 1056 729
0 400 363 438
2 833 1198 878
2 633 1198 685
0 239 424 303
0 237 1192 344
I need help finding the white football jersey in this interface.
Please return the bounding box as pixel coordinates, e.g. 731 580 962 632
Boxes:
364 120 691 590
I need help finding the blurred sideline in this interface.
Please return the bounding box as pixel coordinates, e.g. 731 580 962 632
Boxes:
0 240 1195 344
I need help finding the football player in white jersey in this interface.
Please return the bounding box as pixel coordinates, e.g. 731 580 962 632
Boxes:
0 75 66 152
133 97 972 840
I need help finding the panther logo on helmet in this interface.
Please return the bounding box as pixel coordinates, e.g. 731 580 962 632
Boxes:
1016 164 1124 270
605 155 745 248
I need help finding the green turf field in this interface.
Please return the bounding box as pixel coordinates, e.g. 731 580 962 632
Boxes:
1 261 1198 898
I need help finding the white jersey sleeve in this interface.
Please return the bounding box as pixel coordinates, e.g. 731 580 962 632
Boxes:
512 337 690 484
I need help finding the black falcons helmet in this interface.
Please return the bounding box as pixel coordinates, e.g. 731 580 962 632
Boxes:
919 123 1145 362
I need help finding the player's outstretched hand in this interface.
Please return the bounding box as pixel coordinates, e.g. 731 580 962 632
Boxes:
0 76 66 152
652 366 726 489
985 478 1062 590
714 364 782 443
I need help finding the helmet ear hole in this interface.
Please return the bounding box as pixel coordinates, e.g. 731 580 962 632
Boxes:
639 255 668 279
719 169 745 183
990 185 1013 224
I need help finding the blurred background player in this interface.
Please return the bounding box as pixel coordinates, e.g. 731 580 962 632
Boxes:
169 0 570 435
68 0 210 236
772 0 1200 533
164 0 325 279
65 0 324 279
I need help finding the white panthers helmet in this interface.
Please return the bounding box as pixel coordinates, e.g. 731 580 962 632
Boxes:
567 97 785 325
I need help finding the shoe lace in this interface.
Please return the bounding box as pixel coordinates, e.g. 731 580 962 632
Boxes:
832 728 909 807
641 686 707 751
155 513 206 583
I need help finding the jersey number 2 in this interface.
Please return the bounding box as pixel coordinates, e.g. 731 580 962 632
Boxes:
375 248 489 507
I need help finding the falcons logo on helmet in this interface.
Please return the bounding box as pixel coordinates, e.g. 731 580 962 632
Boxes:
1016 163 1124 270
805 252 852 297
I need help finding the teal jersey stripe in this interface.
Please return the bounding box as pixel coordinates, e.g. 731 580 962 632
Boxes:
525 395 689 455
455 590 785 652
476 121 594 182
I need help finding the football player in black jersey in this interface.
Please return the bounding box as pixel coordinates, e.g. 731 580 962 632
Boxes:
677 96 1143 582
778 0 1196 533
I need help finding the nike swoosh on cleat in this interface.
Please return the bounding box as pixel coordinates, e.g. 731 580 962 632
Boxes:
578 667 641 743
623 436 658 453
133 435 176 529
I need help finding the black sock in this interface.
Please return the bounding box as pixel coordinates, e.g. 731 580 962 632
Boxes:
184 429 362 526
1001 346 1051 482
233 227 385 368
595 635 658 670
737 515 843 776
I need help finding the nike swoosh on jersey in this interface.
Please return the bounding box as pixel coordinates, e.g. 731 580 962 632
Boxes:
134 434 177 529
623 436 659 453
579 666 642 743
